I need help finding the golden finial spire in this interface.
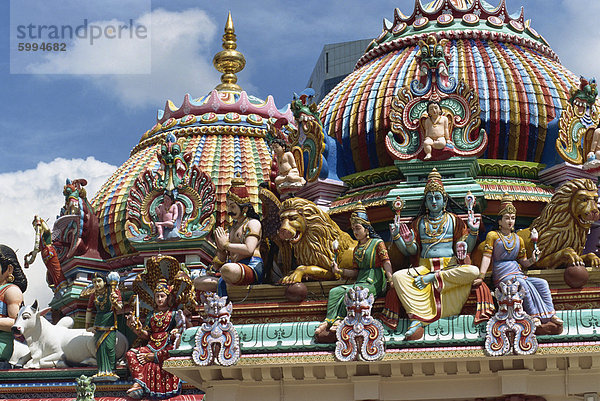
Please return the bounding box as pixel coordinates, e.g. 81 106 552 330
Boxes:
213 12 246 92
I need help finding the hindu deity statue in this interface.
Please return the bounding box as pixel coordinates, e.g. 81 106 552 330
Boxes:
84 273 123 381
474 194 563 330
314 202 393 341
387 169 480 339
24 215 67 293
0 245 27 363
125 279 182 399
195 174 263 297
271 138 306 194
422 100 452 160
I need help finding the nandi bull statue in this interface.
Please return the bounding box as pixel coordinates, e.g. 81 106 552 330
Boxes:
192 292 240 366
12 300 128 368
335 286 385 362
485 279 539 356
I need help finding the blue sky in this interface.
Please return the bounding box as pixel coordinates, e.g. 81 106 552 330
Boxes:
0 0 599 307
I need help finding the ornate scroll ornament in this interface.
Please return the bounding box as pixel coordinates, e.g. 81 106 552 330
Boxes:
125 133 216 242
286 89 325 182
556 76 600 165
335 286 385 362
385 34 487 161
193 292 240 366
485 279 538 356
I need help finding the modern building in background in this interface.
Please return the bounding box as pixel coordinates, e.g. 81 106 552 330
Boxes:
306 39 372 104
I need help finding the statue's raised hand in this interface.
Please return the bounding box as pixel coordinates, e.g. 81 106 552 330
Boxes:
399 223 414 243
467 212 480 232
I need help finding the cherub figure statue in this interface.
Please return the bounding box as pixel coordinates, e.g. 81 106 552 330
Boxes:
153 192 182 240
271 138 306 193
423 100 452 160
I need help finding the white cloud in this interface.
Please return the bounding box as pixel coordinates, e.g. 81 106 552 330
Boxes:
0 157 116 309
27 8 223 108
538 0 600 79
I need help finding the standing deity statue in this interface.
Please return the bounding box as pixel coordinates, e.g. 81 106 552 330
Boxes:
0 245 27 363
84 273 123 381
475 194 563 332
386 169 480 339
195 173 263 297
24 215 67 293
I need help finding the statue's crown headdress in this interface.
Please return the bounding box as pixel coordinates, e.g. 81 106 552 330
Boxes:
498 192 517 216
424 168 446 195
227 172 251 204
154 278 171 295
350 201 371 227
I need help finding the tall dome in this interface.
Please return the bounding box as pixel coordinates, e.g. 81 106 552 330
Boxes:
319 0 578 175
91 13 292 258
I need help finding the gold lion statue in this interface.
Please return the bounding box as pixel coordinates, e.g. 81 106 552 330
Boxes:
518 178 600 269
278 198 356 283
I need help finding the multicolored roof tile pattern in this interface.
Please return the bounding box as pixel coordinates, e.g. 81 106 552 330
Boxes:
319 0 578 174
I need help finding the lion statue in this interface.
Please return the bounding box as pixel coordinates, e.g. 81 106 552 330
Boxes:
278 198 356 283
518 178 600 269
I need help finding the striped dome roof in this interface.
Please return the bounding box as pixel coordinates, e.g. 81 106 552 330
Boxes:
91 90 292 258
319 0 578 174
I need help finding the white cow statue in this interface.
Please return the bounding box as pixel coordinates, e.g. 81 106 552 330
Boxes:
12 300 129 369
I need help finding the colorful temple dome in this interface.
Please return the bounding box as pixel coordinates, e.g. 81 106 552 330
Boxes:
91 14 292 258
319 0 579 175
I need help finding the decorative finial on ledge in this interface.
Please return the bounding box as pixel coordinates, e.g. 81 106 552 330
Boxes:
213 12 246 92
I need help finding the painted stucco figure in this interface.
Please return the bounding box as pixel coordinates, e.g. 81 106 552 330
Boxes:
195 173 263 296
314 202 393 341
84 273 123 381
24 215 67 293
279 197 356 284
125 279 182 399
386 34 487 161
271 138 306 194
0 245 27 363
518 178 600 269
154 192 183 240
423 100 452 160
475 194 562 333
386 169 479 339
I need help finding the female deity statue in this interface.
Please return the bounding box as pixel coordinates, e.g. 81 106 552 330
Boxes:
0 245 27 363
84 273 122 381
314 202 393 339
474 194 562 327
125 279 182 399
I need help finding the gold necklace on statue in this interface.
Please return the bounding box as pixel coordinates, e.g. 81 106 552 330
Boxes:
424 213 448 238
497 231 517 252
353 238 372 263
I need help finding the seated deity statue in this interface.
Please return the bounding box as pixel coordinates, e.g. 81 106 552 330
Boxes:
154 192 181 240
271 139 306 192
314 202 393 341
423 101 452 160
194 174 264 297
587 126 600 162
384 169 479 339
475 194 563 331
